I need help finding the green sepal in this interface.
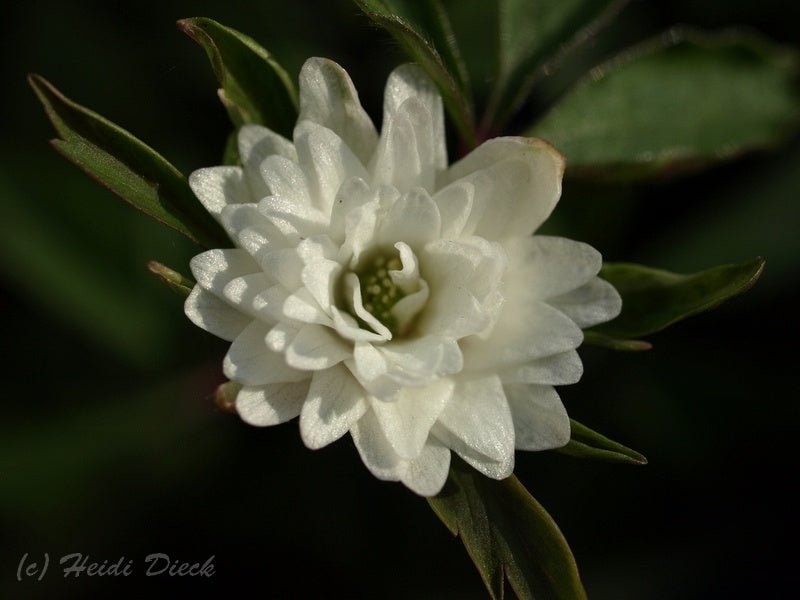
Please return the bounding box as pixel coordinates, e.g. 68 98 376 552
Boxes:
29 75 230 249
428 456 586 600
213 380 241 413
558 419 647 465
178 17 298 137
147 261 194 297
593 257 766 339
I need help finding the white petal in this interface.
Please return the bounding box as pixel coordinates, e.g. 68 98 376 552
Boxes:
293 120 369 215
237 125 297 199
184 286 250 342
432 179 475 239
236 381 310 426
388 242 420 292
371 97 437 192
259 155 314 211
220 204 298 267
345 273 392 340
188 166 249 223
265 322 299 353
259 248 304 291
440 137 565 239
400 438 451 497
330 306 386 343
418 284 489 339
378 188 441 250
506 236 602 299
498 350 583 385
297 57 378 165
328 176 374 244
434 375 514 469
422 237 506 300
282 288 334 326
259 195 328 240
370 378 453 460
391 279 429 336
222 273 273 321
224 321 308 385
285 324 351 370
463 301 583 370
300 365 368 449
300 259 340 313
548 277 622 329
295 235 339 263
504 384 570 450
350 407 403 481
352 342 388 383
189 249 260 298
379 336 463 385
255 286 332 326
239 124 296 161
338 200 381 268
383 64 446 171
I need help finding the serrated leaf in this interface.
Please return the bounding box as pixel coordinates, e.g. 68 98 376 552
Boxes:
178 17 298 137
529 29 800 180
147 261 194 297
558 419 647 465
428 457 586 600
592 257 766 339
353 0 476 147
485 0 629 132
29 75 229 249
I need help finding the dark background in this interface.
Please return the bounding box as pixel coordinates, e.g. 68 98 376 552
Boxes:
2 1 798 597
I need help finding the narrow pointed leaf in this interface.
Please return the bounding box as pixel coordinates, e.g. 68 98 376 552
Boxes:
558 419 647 465
529 29 800 180
353 0 476 147
428 456 586 600
486 0 629 132
222 130 241 166
178 17 298 136
583 330 652 351
147 261 194 297
29 75 229 249
592 257 766 339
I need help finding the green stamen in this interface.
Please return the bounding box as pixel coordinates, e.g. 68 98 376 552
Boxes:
352 252 406 335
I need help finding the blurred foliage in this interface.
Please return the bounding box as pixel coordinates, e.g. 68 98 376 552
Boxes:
2 0 799 598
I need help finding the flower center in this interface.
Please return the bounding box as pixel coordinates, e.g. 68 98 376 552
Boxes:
339 243 430 340
358 253 406 330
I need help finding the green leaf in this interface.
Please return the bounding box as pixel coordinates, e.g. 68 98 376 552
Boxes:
147 261 194 297
582 330 652 351
28 74 229 249
485 0 629 132
353 0 476 147
178 17 298 137
428 457 586 600
558 419 647 465
529 29 800 180
592 257 766 339
222 130 241 165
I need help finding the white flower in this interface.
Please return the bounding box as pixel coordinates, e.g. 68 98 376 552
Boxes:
184 58 621 496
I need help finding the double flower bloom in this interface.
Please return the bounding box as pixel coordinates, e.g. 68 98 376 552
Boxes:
184 58 621 495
